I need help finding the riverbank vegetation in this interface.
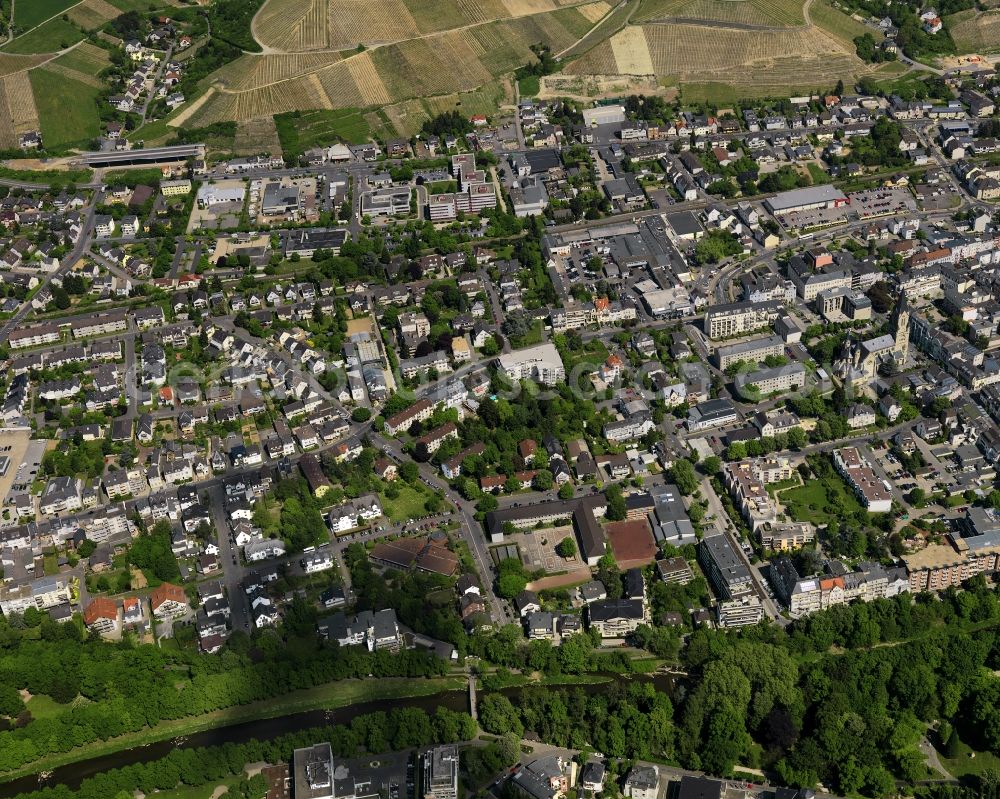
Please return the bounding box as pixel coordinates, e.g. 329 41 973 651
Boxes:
0 610 449 777
0 677 462 783
6 706 476 799
476 578 1000 796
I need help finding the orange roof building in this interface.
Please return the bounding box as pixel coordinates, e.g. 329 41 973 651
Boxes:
150 582 188 616
84 597 118 631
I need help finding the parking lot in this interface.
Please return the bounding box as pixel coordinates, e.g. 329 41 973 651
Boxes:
776 187 916 231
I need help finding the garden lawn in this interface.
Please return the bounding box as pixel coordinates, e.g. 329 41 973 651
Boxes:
25 693 64 720
940 733 1000 779
779 474 862 527
380 483 432 523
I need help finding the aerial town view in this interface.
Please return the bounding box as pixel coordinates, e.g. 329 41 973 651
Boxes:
1 0 1000 797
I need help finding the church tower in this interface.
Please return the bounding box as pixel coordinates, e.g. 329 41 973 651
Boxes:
891 291 910 362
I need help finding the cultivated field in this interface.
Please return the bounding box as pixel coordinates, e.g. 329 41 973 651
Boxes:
45 42 111 87
808 0 874 46
13 0 79 30
947 9 1000 53
3 17 87 53
193 6 598 125
380 82 508 136
212 52 343 91
0 53 49 78
28 65 103 148
234 116 283 155
0 71 41 144
254 0 609 51
564 1 875 97
67 0 126 31
633 0 806 27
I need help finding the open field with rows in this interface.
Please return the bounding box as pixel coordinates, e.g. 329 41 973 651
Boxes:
0 70 40 147
947 9 1000 53
0 53 49 78
566 21 864 78
563 0 878 98
234 116 282 155
3 17 87 53
13 0 79 30
0 41 110 149
211 51 343 91
45 42 110 86
327 0 419 50
808 0 874 45
194 6 595 126
633 0 806 27
66 0 129 31
254 0 608 51
28 65 102 148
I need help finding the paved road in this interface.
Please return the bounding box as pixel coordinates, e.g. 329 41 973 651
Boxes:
205 481 250 631
699 476 785 623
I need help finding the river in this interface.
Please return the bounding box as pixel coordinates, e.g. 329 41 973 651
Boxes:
0 673 674 798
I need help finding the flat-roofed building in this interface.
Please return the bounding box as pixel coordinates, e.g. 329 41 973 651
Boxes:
715 334 785 369
423 746 459 799
704 300 783 340
698 531 753 600
293 743 334 799
497 343 565 386
832 447 892 513
765 184 848 214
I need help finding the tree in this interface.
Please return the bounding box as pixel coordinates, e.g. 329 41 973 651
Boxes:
727 442 747 460
51 286 71 310
558 483 574 501
479 694 524 736
670 459 699 495
605 485 627 521
496 559 528 599
556 537 577 558
700 456 721 476
787 427 808 450
399 461 419 483
0 684 23 717
351 408 372 423
908 487 927 507
534 470 553 491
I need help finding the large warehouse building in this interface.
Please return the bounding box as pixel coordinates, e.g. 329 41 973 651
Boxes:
765 185 849 214
583 105 626 127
